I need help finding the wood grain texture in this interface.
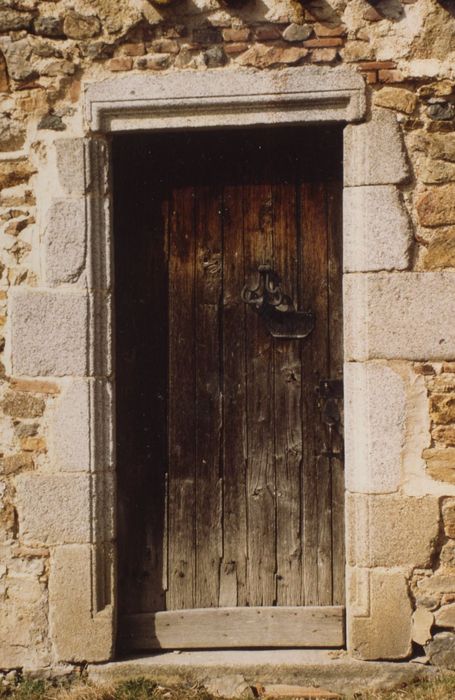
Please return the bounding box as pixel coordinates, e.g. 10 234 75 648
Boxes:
120 606 345 649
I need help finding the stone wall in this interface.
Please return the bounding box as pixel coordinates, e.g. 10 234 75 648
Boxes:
0 0 455 674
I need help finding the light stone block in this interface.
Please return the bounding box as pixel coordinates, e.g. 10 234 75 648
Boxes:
348 569 412 660
347 494 440 568
344 272 455 361
85 67 366 132
55 138 90 196
50 379 113 473
345 362 405 494
9 288 89 376
343 186 412 272
49 545 114 662
15 473 91 545
44 198 87 285
344 108 409 186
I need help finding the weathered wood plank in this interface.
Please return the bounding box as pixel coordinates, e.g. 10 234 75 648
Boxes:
194 185 223 608
299 180 331 606
121 606 345 650
327 178 345 606
220 182 248 607
167 185 196 610
243 166 276 606
273 179 303 606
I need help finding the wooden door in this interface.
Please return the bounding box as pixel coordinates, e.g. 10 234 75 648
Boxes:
114 126 344 651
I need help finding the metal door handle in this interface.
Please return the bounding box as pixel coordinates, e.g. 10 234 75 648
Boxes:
241 265 315 339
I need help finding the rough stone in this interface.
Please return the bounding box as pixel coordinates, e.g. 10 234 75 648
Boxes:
0 452 34 475
9 288 89 377
15 473 91 545
418 159 455 185
417 574 455 599
38 114 66 131
374 87 418 114
237 44 308 68
33 16 64 38
342 41 375 62
49 545 114 662
10 379 59 395
433 425 455 447
282 23 313 41
410 132 455 162
63 12 101 40
412 608 434 645
0 51 9 93
1 391 45 419
440 541 455 569
428 102 455 121
0 9 33 32
425 632 455 670
344 272 455 361
44 199 87 285
442 499 455 538
347 494 439 568
435 603 455 628
344 109 409 186
430 394 455 424
349 570 412 660
204 46 227 68
423 228 455 269
423 448 455 485
417 185 455 226
344 362 405 494
1 39 37 82
343 185 411 272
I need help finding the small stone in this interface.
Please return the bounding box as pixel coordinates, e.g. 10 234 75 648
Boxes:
282 23 313 42
441 541 455 570
0 159 35 190
224 42 249 56
37 114 66 131
423 448 455 485
10 379 59 395
14 423 39 439
426 632 455 669
412 607 434 645
0 452 34 475
116 42 145 57
419 80 455 99
136 53 171 70
2 39 37 82
63 11 101 40
237 44 307 68
222 28 250 42
314 22 346 37
374 87 417 114
423 229 455 269
0 51 8 93
107 57 133 72
419 159 455 185
0 9 33 32
310 48 338 63
435 603 455 628
442 499 455 538
254 25 282 41
41 60 75 77
204 46 227 67
148 39 180 54
342 41 375 62
1 391 45 419
21 436 46 453
33 16 64 38
428 102 455 121
417 185 455 226
379 69 404 83
192 27 222 44
363 6 383 20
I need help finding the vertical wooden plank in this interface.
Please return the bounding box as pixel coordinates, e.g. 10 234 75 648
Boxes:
220 181 248 607
327 177 345 606
167 185 196 611
299 179 332 606
194 184 223 608
273 178 303 606
243 145 277 607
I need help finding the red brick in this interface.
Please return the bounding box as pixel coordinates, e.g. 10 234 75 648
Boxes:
364 70 378 85
314 22 346 37
302 37 343 48
357 60 396 70
224 42 249 55
254 26 282 40
10 379 60 395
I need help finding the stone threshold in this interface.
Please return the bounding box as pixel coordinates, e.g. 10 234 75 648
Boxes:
87 650 436 697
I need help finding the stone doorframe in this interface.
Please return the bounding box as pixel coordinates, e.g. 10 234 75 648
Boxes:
9 65 455 664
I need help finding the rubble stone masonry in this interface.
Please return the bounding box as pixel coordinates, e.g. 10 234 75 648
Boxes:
1 0 455 675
